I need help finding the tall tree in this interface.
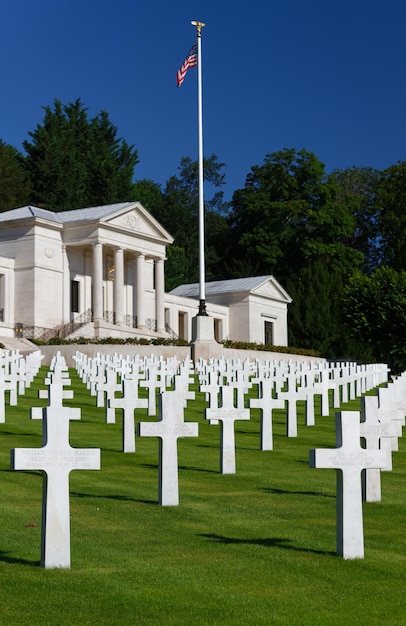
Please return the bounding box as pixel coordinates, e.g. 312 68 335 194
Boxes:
133 179 165 214
22 99 139 211
342 266 406 372
328 166 380 272
374 160 406 271
286 261 348 357
0 140 31 211
228 148 363 282
156 155 230 285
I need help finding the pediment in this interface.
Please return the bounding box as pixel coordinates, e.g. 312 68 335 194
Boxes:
101 203 173 244
253 277 292 303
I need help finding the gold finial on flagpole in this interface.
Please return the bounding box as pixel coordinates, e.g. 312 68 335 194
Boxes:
191 21 205 37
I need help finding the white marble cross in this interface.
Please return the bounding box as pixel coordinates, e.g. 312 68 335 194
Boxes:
109 376 148 453
377 385 406 456
140 363 167 416
278 374 300 438
138 391 198 505
0 366 15 422
249 379 284 450
205 385 250 474
10 380 100 569
310 411 387 559
360 395 400 501
96 366 122 424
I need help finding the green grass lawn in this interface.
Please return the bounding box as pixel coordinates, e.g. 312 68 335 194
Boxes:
0 366 405 625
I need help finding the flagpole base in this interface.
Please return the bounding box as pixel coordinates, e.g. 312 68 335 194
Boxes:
192 313 215 343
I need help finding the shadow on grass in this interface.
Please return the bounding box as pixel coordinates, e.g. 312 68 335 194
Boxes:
264 487 334 498
139 462 218 474
178 464 218 474
0 550 40 567
200 533 335 556
0 430 41 438
0 469 42 478
70 491 156 505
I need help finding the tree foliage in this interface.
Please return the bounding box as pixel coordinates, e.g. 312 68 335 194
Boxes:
327 166 380 272
22 99 139 210
149 155 230 285
342 266 406 372
374 161 406 271
286 261 348 357
0 140 31 211
228 148 363 283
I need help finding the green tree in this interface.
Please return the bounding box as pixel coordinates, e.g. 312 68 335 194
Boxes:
342 266 406 372
0 140 31 211
133 179 165 214
165 245 189 292
22 99 139 210
228 148 363 282
374 161 406 271
328 166 380 272
157 155 230 285
286 261 348 357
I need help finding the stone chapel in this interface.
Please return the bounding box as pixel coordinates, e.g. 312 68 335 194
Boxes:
0 202 292 345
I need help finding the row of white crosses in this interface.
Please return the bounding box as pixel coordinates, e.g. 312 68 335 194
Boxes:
5 349 399 566
196 357 390 468
0 350 44 421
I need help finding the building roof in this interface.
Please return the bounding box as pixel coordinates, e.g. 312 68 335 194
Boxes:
170 275 291 300
58 202 136 222
0 202 136 224
0 206 63 223
170 276 268 297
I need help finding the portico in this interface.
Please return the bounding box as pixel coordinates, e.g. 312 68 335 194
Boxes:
0 203 172 339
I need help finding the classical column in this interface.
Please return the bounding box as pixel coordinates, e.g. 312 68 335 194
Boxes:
92 242 103 322
136 253 146 329
114 247 124 326
155 258 165 334
62 245 70 323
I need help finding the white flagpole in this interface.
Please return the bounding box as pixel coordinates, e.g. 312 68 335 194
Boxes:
192 20 207 316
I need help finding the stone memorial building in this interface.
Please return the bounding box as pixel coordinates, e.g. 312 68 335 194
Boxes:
0 202 292 345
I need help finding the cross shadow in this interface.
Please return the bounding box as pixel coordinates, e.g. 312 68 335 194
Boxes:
178 464 218 474
0 430 39 437
0 469 42 478
263 487 334 498
70 491 156 505
71 491 139 503
0 550 40 567
199 533 335 556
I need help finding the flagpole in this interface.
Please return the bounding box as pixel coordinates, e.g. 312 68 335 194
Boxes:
192 20 207 316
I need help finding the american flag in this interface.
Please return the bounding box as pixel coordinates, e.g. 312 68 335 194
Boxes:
176 43 197 87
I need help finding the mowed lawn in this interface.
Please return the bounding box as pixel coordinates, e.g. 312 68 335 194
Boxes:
0 365 405 625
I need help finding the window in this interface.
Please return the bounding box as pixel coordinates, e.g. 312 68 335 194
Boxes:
264 320 274 345
71 280 80 313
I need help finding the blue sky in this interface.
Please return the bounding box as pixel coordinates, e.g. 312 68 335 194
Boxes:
1 0 405 201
